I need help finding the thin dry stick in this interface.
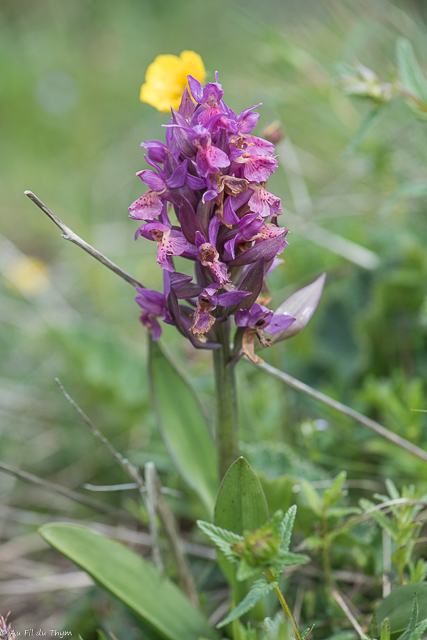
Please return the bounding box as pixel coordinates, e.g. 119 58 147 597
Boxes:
24 191 144 289
152 467 199 608
331 588 367 639
0 461 136 523
254 360 427 464
55 379 167 570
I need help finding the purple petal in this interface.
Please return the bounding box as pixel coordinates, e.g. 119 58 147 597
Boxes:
229 230 288 267
186 173 206 190
129 192 163 220
265 314 296 335
179 197 204 245
217 290 250 306
178 87 195 120
272 273 326 342
137 170 166 192
140 140 167 164
187 75 203 103
166 160 187 189
223 197 240 226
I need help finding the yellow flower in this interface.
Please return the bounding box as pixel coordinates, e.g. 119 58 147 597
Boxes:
140 50 206 113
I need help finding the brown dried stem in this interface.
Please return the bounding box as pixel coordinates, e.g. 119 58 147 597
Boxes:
24 190 144 289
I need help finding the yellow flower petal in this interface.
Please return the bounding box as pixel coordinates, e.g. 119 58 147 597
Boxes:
140 50 206 113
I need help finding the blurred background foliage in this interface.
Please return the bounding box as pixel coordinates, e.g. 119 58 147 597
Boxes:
2 0 427 634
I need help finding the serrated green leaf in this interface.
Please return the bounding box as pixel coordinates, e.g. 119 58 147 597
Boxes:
377 584 427 635
197 520 242 563
39 524 216 640
324 472 347 508
386 479 401 501
217 578 277 628
408 594 419 635
273 550 310 570
280 505 297 552
408 620 427 640
149 339 218 514
396 38 427 113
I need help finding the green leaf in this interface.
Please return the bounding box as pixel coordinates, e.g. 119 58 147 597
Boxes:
214 457 269 608
214 457 269 535
273 550 310 568
236 558 262 582
377 584 427 635
280 505 297 552
149 339 218 514
197 520 242 563
217 578 277 628
408 594 419 636
380 619 390 640
408 620 427 640
323 472 347 508
40 524 216 640
360 499 397 538
396 38 427 113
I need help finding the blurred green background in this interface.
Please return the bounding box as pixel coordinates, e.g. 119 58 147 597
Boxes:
2 0 427 633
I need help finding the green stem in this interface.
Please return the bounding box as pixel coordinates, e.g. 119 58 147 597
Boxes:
265 569 302 640
213 321 239 481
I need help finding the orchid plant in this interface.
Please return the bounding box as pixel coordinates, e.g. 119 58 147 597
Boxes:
132 52 325 479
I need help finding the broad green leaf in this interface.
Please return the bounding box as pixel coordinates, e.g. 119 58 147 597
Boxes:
40 524 216 640
149 339 218 514
214 457 269 535
217 578 277 628
214 457 268 609
280 505 297 553
396 38 427 114
377 584 427 635
197 520 242 563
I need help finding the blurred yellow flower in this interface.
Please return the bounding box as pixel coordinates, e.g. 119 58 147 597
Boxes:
5 256 50 295
140 50 206 113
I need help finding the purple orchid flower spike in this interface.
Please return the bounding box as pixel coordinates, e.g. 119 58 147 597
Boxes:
271 273 326 343
128 69 324 360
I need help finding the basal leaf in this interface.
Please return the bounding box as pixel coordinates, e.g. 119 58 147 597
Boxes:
149 339 218 514
40 524 216 640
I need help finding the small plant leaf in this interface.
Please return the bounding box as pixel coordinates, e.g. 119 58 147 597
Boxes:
408 620 427 640
39 524 216 640
197 520 242 563
149 338 218 514
280 505 297 553
217 578 277 628
323 472 347 508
